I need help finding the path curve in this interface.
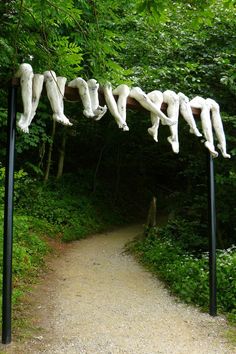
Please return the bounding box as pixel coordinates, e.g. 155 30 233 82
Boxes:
4 225 236 353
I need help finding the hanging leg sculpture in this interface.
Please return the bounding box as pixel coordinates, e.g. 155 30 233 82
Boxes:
56 76 67 114
44 71 72 126
68 78 95 119
129 87 177 127
163 90 180 154
28 74 44 128
147 90 163 142
87 79 107 121
206 98 231 158
190 96 218 157
15 63 34 133
103 83 129 131
112 84 130 127
178 92 202 137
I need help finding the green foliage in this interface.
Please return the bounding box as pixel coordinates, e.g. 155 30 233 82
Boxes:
0 211 50 305
127 226 236 321
16 172 126 242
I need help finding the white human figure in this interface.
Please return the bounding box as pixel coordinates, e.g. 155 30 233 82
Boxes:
190 96 218 157
15 63 45 133
15 63 33 133
206 98 231 158
178 92 202 137
87 79 107 121
68 78 94 118
129 87 177 127
163 90 180 154
112 84 130 125
103 83 129 131
146 90 163 142
44 71 72 126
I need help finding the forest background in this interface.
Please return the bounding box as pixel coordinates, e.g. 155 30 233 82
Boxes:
0 0 235 330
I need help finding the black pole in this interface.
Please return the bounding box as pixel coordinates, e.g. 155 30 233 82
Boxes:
2 84 17 344
207 152 217 316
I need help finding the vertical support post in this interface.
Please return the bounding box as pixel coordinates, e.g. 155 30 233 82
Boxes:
2 84 17 344
207 152 217 316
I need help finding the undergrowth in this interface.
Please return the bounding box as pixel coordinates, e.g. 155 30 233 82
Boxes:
126 219 236 324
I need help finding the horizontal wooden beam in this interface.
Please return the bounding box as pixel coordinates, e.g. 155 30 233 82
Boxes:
11 78 201 117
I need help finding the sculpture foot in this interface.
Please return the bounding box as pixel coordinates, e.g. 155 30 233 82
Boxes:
204 141 218 158
53 114 72 126
189 128 202 137
167 136 179 154
148 127 158 142
18 114 30 133
122 123 129 131
83 109 95 119
217 144 231 158
93 105 107 121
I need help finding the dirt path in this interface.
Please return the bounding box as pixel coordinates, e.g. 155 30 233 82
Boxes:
2 225 235 354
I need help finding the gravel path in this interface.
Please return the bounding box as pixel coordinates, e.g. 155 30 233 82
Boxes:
2 225 235 354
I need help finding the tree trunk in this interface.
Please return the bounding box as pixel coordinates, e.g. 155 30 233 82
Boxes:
44 120 56 182
147 196 157 227
56 130 67 179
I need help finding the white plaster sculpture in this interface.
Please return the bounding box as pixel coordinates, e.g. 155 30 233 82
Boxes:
206 98 230 158
103 83 129 131
189 96 230 158
129 87 177 127
146 90 163 142
15 63 44 133
178 92 202 137
113 84 130 126
44 71 72 126
68 78 94 119
87 79 107 120
163 90 180 153
146 90 180 153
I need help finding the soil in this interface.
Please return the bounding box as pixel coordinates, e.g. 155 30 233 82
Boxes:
1 224 235 354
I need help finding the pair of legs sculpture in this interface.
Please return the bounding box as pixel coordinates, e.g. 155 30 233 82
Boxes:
16 63 230 158
16 64 107 133
105 83 230 158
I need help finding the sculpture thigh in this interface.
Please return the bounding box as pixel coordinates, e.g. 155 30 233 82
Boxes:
146 90 163 142
68 78 94 118
129 87 176 127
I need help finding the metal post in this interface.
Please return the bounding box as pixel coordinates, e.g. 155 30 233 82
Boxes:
207 152 217 316
2 84 17 344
